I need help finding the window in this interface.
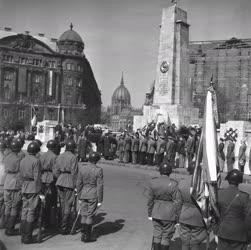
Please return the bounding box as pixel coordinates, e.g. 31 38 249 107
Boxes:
4 71 14 81
66 77 73 86
33 59 41 66
77 79 82 88
49 61 56 68
71 64 75 71
18 109 25 119
66 63 71 70
3 109 9 119
3 55 13 63
77 64 82 72
19 57 27 64
34 74 42 83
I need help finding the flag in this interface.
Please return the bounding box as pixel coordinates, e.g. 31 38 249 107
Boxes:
31 114 37 127
190 89 220 229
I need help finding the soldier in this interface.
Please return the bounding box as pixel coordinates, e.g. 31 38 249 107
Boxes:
14 137 26 160
139 133 148 165
186 130 196 168
147 162 182 250
3 137 12 157
77 152 103 242
39 140 58 231
226 138 235 172
176 135 186 168
147 133 156 166
131 133 140 164
55 140 78 235
3 140 22 236
178 163 207 250
117 135 125 163
102 133 112 160
217 169 250 250
164 136 177 169
123 132 132 163
0 141 6 229
238 139 246 173
155 135 166 167
218 138 225 172
20 141 42 244
77 132 92 162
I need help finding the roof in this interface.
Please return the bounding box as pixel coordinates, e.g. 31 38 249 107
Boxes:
58 24 83 44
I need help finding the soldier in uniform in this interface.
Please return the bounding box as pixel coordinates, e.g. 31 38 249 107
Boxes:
14 137 26 160
155 135 166 167
0 141 6 229
226 138 235 172
217 169 250 250
139 133 148 165
238 139 246 173
77 132 92 162
147 162 182 250
178 163 207 250
39 140 58 231
55 140 78 235
218 138 225 172
131 133 140 164
123 132 132 163
164 136 177 169
77 152 103 242
20 141 42 244
3 140 22 236
177 135 186 168
117 135 125 163
147 132 156 166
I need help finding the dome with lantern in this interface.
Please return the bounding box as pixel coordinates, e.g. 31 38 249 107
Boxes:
58 23 84 55
111 73 131 114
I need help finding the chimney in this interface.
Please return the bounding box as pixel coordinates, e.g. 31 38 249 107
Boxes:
51 38 57 42
38 33 44 37
4 27 12 31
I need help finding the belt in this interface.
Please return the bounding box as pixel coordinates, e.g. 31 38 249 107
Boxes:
23 177 34 181
42 169 52 173
7 171 18 174
61 171 71 174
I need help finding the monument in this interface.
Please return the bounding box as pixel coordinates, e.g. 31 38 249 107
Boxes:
134 4 199 129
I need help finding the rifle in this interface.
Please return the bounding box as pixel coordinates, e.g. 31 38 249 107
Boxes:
70 206 81 235
69 190 78 234
37 194 45 243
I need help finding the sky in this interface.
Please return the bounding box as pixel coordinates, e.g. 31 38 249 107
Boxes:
0 0 251 107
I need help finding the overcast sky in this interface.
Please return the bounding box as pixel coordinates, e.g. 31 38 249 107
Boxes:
0 0 250 107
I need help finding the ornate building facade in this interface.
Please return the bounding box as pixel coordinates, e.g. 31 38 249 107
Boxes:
189 37 251 123
109 74 142 131
0 24 101 130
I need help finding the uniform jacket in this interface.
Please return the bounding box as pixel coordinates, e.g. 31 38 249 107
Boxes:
178 176 204 227
147 138 156 154
218 185 249 242
77 137 92 159
165 140 177 161
39 150 57 184
55 151 78 189
3 152 22 190
238 144 247 163
20 154 42 194
76 163 103 203
218 142 225 161
156 138 166 154
131 138 140 152
176 138 186 156
147 175 182 221
186 136 195 155
103 136 111 157
139 137 148 152
124 136 132 151
226 141 235 160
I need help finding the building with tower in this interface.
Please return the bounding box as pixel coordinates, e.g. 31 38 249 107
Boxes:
109 73 142 131
0 24 101 130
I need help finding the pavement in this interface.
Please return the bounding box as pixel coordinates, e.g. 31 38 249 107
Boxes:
0 160 250 250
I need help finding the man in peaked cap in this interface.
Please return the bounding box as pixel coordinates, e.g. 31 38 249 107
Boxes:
155 134 166 167
131 133 140 164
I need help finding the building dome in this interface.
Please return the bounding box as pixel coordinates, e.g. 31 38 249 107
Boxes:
112 74 131 105
58 23 84 55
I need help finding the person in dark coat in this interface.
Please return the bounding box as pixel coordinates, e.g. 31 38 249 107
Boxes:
19 141 42 244
155 135 166 167
147 162 182 250
123 133 132 163
178 163 207 250
77 132 92 162
131 133 140 164
186 132 196 168
164 136 177 168
102 133 112 160
226 139 235 172
55 140 78 235
218 138 225 172
217 169 250 250
139 134 148 165
39 140 58 231
177 136 186 168
3 140 22 236
77 152 103 242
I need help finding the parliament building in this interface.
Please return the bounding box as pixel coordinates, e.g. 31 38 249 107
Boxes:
0 24 101 130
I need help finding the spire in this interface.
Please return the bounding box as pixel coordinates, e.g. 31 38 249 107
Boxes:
120 72 124 85
70 23 73 30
